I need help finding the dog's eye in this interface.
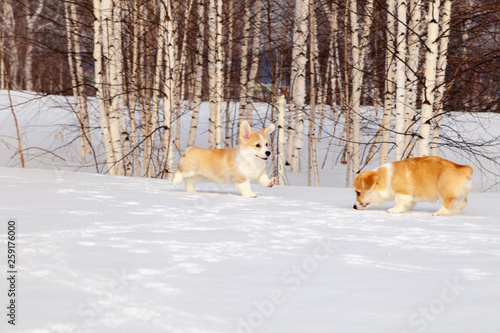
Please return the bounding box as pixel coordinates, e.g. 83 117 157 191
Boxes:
256 143 261 148
266 143 269 147
356 191 361 197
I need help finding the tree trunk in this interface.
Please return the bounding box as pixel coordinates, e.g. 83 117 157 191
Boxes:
245 0 262 122
276 94 286 185
161 0 176 179
403 0 423 158
417 0 440 157
24 0 44 91
288 0 308 173
430 0 451 156
93 0 117 175
380 0 397 164
238 0 251 124
187 0 206 148
349 0 374 177
394 0 408 161
308 0 319 186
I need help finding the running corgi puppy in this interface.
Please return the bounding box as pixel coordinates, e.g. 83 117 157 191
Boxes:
172 120 276 197
353 156 473 216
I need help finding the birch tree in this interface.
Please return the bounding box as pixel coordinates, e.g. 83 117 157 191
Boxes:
418 0 440 157
394 0 408 161
238 0 251 124
24 0 44 91
430 0 451 156
93 0 118 175
161 0 176 179
287 0 308 173
65 2 91 163
308 0 319 186
380 0 397 164
187 0 206 147
349 0 374 177
245 0 262 121
207 0 223 148
403 0 423 156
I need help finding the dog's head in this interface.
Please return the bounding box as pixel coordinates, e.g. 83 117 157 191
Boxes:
352 170 383 210
239 120 275 161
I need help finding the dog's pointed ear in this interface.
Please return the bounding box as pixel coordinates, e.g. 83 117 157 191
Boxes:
239 120 252 141
362 171 379 191
264 123 275 136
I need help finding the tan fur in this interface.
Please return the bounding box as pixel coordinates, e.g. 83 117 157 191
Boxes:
172 121 276 197
353 156 473 216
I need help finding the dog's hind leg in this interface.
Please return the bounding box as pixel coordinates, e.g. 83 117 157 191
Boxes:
434 197 456 216
172 171 184 186
185 176 202 193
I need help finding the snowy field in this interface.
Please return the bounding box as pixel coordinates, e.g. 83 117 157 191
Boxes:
0 90 500 332
0 167 499 332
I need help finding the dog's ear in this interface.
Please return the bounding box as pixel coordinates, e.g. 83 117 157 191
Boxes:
264 123 275 136
239 120 252 141
362 171 379 191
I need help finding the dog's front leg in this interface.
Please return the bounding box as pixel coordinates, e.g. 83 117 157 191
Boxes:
257 171 276 187
236 180 258 198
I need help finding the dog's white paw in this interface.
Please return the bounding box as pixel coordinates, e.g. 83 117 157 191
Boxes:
269 177 276 187
387 207 406 214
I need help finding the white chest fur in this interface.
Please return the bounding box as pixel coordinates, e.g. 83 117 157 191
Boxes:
235 151 266 180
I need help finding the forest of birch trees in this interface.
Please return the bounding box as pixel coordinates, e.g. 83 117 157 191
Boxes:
1 0 499 185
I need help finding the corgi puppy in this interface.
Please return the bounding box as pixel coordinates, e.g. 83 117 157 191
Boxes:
353 156 473 216
172 120 276 197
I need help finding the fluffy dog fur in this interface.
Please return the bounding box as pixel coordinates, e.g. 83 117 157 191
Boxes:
352 156 473 216
172 120 276 197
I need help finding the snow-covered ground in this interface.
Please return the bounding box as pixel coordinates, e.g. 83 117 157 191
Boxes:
0 167 499 332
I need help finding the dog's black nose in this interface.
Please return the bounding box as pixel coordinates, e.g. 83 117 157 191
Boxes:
353 205 357 210
265 151 271 157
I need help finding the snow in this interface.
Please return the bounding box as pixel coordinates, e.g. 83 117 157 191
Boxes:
1 167 500 332
1 90 500 332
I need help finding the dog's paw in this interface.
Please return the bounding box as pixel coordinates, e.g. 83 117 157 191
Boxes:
268 177 277 187
387 207 406 214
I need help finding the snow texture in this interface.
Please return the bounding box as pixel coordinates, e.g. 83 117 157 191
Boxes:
0 167 499 333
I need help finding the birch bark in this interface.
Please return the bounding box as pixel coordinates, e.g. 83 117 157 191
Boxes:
403 0 422 157
187 0 206 147
430 0 451 155
380 0 396 164
394 0 408 161
288 0 308 173
417 0 440 157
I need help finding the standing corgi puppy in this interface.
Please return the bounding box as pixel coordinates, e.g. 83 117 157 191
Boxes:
172 120 276 197
353 156 473 216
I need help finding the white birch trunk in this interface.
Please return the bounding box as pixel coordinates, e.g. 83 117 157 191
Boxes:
24 0 44 91
238 1 251 124
430 0 451 156
161 0 176 179
187 0 206 148
380 0 397 164
65 2 89 163
394 0 408 161
308 0 319 186
207 0 222 148
349 0 374 176
105 0 126 175
288 0 308 173
245 0 262 121
417 0 440 157
403 0 422 157
93 0 117 175
174 0 194 151
276 94 286 185
215 0 223 148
